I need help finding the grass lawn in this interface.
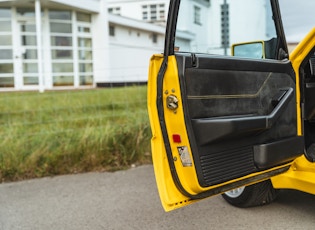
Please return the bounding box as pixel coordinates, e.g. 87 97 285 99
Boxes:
0 86 151 182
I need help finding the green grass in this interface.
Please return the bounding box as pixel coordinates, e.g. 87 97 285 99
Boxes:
0 86 151 182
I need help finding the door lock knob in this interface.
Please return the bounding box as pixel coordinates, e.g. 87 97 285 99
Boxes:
166 95 178 110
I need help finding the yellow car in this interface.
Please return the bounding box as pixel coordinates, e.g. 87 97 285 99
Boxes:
147 0 315 211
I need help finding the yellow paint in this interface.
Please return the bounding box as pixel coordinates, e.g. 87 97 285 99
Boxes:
272 156 315 194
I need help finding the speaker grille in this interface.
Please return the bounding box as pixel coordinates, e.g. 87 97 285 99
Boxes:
200 146 256 186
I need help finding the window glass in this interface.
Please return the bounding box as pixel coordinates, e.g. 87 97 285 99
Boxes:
0 21 11 32
17 8 35 17
80 75 93 85
152 33 158 44
78 26 90 33
194 6 201 25
24 76 38 85
175 0 277 58
50 23 72 33
21 24 36 32
23 50 37 59
77 13 91 22
22 36 36 46
78 38 92 47
0 9 11 18
0 35 12 45
0 77 14 87
23 63 38 73
47 9 93 87
109 26 115 36
53 76 73 86
0 49 12 59
142 4 165 21
0 64 13 73
51 50 73 59
79 63 93 72
78 50 92 60
51 36 72 46
108 7 120 15
52 63 74 73
49 11 71 20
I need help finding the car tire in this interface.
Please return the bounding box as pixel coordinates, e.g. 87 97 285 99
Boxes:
221 180 278 208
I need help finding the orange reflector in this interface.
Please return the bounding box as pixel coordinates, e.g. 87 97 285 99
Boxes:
172 134 181 143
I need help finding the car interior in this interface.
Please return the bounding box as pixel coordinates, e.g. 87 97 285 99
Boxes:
300 49 315 161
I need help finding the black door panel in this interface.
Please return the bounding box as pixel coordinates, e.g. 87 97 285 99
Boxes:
175 54 303 187
191 87 293 145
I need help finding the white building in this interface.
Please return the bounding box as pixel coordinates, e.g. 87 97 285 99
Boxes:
108 0 273 56
0 0 110 91
0 0 167 91
0 0 273 91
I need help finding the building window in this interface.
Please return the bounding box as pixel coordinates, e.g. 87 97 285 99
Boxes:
0 11 13 86
16 8 40 86
49 10 73 86
152 33 158 44
142 4 165 22
49 10 72 20
160 10 165 20
142 11 148 20
49 10 93 87
76 12 93 86
194 6 201 25
221 3 230 48
77 12 91 22
109 25 115 36
108 7 121 15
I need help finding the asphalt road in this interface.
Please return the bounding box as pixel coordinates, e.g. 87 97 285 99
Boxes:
1 165 315 230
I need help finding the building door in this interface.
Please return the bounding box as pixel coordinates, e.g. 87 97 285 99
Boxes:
15 9 39 88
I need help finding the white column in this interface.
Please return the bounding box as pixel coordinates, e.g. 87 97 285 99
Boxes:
35 0 44 92
92 0 110 86
73 11 79 88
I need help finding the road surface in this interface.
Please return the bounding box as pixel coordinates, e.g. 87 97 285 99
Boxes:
1 165 315 230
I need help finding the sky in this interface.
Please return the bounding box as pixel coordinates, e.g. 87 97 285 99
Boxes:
278 0 315 42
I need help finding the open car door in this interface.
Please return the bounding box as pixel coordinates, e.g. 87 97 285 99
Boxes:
148 0 304 211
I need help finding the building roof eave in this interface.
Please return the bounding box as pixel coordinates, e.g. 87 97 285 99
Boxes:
50 0 100 13
109 14 165 34
0 0 100 13
108 14 195 40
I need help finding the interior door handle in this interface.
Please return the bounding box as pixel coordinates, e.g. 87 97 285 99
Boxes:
266 87 293 128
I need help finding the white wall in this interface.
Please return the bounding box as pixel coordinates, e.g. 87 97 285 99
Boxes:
108 22 164 83
52 0 100 13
